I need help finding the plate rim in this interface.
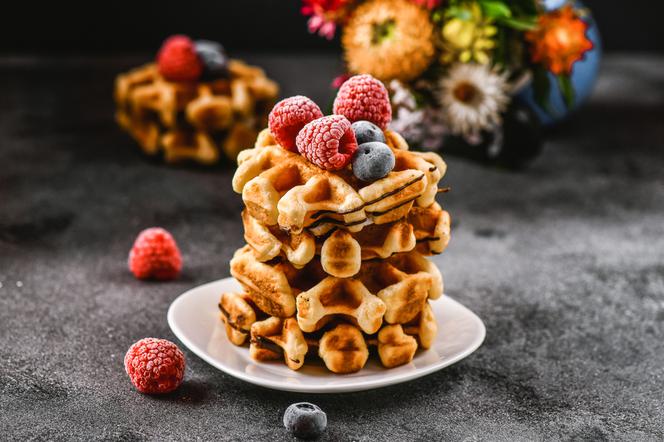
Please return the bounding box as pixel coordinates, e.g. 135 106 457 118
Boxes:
167 277 486 393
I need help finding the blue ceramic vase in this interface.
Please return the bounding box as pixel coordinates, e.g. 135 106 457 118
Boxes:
517 1 602 125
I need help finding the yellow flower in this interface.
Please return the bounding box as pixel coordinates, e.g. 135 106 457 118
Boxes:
342 0 435 82
440 3 497 65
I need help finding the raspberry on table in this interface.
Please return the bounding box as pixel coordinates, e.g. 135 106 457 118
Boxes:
268 96 323 151
124 338 185 394
333 74 392 130
128 227 182 280
157 35 203 82
296 115 358 170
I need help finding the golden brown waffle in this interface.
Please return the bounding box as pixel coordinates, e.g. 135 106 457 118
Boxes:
296 277 387 334
230 245 442 328
217 293 438 372
242 202 451 277
249 316 308 370
221 102 450 373
318 323 369 373
241 210 316 269
115 61 279 164
232 129 446 234
229 245 301 318
376 325 418 368
218 291 259 345
402 301 438 350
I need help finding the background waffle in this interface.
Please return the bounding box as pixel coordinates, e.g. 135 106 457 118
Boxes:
115 60 279 164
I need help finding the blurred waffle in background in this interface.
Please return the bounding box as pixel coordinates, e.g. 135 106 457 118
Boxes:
115 35 279 165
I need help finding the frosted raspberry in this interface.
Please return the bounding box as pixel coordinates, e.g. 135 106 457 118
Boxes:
128 227 182 280
268 96 323 151
296 115 358 170
333 74 392 130
124 338 185 394
157 35 203 82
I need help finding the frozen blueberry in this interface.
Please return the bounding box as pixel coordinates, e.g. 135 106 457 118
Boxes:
352 142 395 182
351 120 386 145
194 40 228 80
283 402 327 439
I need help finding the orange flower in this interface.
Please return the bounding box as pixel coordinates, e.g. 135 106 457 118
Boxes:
525 5 593 75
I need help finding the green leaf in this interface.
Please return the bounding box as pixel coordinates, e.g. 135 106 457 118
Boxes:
497 16 538 30
533 66 554 116
509 0 538 16
479 0 512 19
445 6 472 20
494 28 508 67
557 74 576 109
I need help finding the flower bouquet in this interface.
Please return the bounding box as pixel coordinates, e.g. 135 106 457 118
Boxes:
301 0 599 168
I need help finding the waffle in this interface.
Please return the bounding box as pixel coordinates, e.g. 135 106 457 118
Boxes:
219 79 451 373
358 252 443 324
232 129 446 235
403 301 438 350
241 210 316 269
115 61 279 164
376 325 418 368
250 318 371 374
230 245 441 328
229 245 300 318
217 294 438 372
218 291 256 345
242 202 451 277
249 316 308 370
318 323 369 373
296 277 387 334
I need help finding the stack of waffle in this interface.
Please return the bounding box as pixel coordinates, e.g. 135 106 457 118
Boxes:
115 60 279 165
220 128 451 373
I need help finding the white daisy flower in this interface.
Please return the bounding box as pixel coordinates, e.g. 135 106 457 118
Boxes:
438 63 509 137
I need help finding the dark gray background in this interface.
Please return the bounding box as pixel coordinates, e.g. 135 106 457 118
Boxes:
2 0 664 439
2 0 663 54
1 54 663 440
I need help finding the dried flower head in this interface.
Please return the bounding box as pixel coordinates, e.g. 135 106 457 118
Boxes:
342 0 435 82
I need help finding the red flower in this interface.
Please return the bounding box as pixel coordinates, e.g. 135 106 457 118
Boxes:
331 73 351 89
301 0 350 39
410 0 442 10
525 5 593 75
301 0 348 16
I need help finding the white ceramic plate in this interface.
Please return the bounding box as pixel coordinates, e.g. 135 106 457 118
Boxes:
167 277 485 393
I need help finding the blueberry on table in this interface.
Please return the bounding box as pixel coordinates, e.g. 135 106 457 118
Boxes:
351 120 386 145
194 40 229 80
352 141 396 182
283 402 327 439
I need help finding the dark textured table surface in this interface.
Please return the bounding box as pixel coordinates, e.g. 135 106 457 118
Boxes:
1 54 663 441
